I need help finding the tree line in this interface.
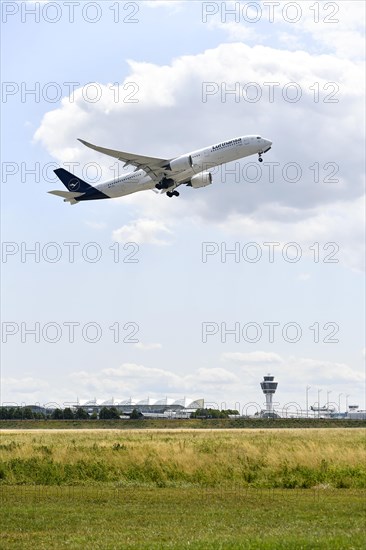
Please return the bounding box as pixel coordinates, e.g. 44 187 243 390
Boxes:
0 406 238 420
189 408 239 418
0 406 128 420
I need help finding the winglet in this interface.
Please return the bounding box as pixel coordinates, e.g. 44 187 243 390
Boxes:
78 138 94 149
78 138 116 157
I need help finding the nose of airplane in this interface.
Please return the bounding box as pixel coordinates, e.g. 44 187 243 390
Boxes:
264 138 272 147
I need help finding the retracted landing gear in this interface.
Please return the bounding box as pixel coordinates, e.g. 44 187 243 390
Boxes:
167 190 180 198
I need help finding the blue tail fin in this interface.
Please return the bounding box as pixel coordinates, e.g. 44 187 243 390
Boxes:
54 168 92 193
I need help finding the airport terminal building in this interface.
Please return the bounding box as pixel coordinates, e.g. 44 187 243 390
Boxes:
80 397 205 417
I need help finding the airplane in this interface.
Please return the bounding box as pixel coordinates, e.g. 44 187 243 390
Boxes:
49 134 272 204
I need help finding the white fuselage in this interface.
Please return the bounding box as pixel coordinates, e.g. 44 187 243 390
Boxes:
96 135 271 198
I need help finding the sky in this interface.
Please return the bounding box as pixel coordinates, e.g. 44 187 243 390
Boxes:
1 0 365 413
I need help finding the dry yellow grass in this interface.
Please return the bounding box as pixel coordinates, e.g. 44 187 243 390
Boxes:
1 428 365 488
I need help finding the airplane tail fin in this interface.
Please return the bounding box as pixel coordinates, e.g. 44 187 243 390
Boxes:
54 168 92 193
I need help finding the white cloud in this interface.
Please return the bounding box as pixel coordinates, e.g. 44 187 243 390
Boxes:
287 356 365 385
112 218 173 246
34 42 363 159
134 342 162 350
206 1 365 61
221 351 284 364
69 362 239 398
2 377 49 393
208 20 262 42
227 353 365 387
217 196 365 271
186 367 239 386
61 353 364 405
34 42 364 270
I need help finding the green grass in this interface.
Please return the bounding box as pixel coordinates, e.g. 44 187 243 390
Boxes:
1 418 365 430
1 429 365 489
1 486 365 549
1 430 365 548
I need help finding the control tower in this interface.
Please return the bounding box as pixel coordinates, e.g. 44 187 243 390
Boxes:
260 374 278 414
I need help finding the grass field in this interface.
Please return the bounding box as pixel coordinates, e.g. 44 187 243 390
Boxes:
1 417 365 430
1 429 365 548
1 486 365 549
1 428 365 488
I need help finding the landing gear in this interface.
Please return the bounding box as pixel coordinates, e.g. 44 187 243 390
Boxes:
156 177 175 190
258 153 263 163
167 190 180 198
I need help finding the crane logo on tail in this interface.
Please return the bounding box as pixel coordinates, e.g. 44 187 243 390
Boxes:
68 179 80 191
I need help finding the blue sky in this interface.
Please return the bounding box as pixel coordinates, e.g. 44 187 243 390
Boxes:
1 0 365 412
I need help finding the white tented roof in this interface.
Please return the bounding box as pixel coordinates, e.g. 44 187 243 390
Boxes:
81 397 203 409
100 398 115 406
81 399 102 407
136 397 156 406
172 397 204 408
154 397 175 406
118 398 135 406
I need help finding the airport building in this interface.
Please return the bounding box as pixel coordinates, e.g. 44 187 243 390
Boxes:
79 397 204 417
2 374 365 419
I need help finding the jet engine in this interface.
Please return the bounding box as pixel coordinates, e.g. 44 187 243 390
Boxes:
189 171 212 189
168 154 193 172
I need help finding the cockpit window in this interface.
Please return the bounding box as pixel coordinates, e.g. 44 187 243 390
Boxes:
256 136 261 139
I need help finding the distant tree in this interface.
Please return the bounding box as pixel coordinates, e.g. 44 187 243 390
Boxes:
130 408 143 419
99 407 120 420
0 407 49 420
74 407 89 420
51 408 63 420
90 411 98 420
0 407 12 419
63 407 74 420
12 407 23 420
34 412 46 420
191 408 237 419
98 407 108 419
22 407 34 419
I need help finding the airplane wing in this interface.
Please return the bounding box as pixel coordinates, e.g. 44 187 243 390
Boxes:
78 139 170 180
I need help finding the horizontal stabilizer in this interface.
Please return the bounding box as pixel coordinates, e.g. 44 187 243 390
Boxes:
48 190 84 204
